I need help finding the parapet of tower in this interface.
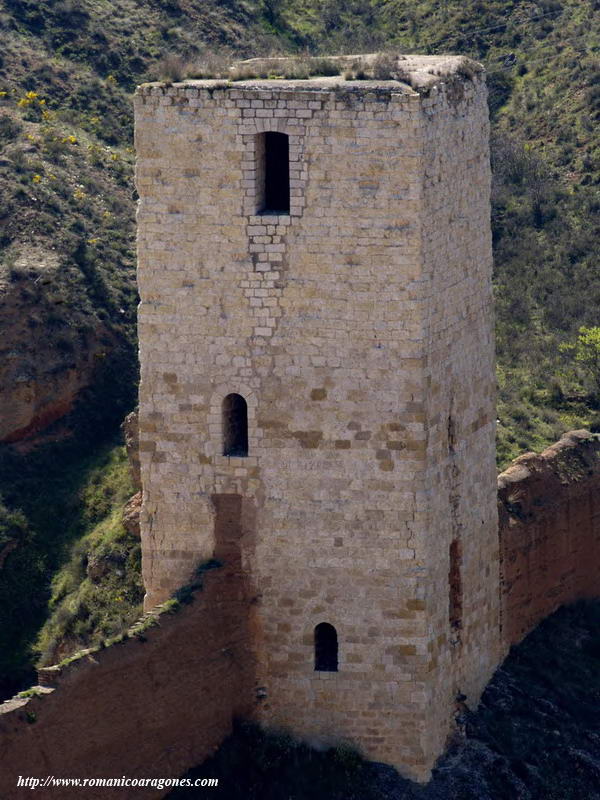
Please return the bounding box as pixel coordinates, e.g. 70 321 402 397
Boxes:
134 54 500 782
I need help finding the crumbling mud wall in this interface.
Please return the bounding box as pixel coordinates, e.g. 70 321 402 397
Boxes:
498 430 600 649
0 563 255 800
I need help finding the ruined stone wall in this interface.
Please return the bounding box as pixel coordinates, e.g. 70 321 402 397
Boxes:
498 430 600 650
419 77 500 764
0 565 254 800
134 70 495 782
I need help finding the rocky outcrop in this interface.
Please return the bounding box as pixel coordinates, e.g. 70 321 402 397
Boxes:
122 491 141 537
121 409 142 539
0 248 108 445
122 410 141 491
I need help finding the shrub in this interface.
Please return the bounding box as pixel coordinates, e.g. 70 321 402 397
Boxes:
372 51 398 80
0 113 22 144
156 53 187 83
560 327 600 400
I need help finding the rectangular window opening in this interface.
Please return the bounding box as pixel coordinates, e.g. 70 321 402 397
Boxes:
257 131 290 214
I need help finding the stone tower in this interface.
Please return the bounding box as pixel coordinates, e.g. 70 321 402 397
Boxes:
134 54 500 781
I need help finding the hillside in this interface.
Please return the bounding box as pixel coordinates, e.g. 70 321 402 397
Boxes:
0 0 598 693
0 0 597 454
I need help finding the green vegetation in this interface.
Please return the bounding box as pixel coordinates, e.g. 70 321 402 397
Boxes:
34 446 142 666
560 326 600 398
36 541 221 666
0 496 45 695
0 84 137 403
17 687 45 699
36 557 220 674
0 437 138 697
0 496 31 554
160 50 480 84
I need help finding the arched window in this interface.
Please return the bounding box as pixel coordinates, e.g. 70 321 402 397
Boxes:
222 394 248 457
257 131 290 213
314 622 338 672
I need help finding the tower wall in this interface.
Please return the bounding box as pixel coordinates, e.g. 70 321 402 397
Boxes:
134 68 497 781
419 80 500 761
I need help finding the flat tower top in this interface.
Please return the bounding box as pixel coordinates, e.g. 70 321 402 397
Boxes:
138 53 483 95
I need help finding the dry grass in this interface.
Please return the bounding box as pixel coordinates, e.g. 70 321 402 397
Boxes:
153 52 418 84
221 54 342 82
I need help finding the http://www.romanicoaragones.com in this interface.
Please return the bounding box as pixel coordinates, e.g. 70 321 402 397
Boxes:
17 775 218 791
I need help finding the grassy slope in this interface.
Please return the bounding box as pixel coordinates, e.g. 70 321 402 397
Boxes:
0 0 598 689
34 446 143 667
0 436 139 697
0 0 275 448
0 17 139 429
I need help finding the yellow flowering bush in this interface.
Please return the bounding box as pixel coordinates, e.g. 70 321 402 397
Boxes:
17 91 47 120
17 91 42 108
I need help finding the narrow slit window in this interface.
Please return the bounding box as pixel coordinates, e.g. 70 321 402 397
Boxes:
449 539 463 629
447 413 456 454
222 394 248 457
259 131 290 213
314 622 338 672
